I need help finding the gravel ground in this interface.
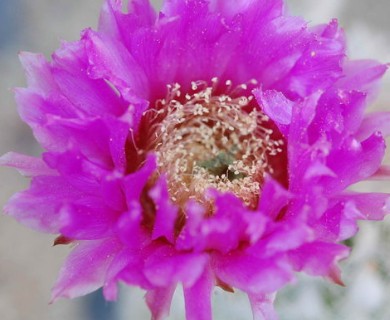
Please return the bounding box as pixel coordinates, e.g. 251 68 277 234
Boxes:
0 1 389 319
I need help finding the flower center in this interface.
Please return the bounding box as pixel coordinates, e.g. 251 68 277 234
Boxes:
144 79 283 210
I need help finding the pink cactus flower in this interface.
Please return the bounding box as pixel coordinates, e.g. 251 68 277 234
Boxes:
2 0 389 319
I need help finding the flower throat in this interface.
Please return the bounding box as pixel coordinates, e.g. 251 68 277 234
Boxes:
144 78 283 210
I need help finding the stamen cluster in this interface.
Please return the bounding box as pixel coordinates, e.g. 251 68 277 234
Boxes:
145 79 284 209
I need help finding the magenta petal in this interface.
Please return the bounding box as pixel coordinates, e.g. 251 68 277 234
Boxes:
19 52 58 94
357 112 390 141
239 15 311 94
248 220 311 257
259 177 291 219
303 160 336 181
51 238 121 301
161 0 208 21
4 176 80 233
116 203 146 248
109 209 156 293
149 175 178 243
128 0 156 22
98 0 122 41
288 93 323 189
210 192 267 252
99 0 156 40
43 148 107 182
249 293 278 320
254 88 294 127
208 0 283 18
32 116 130 169
309 89 367 143
51 40 127 117
144 245 208 287
324 133 385 192
103 246 152 300
316 202 360 242
288 242 350 281
103 250 129 301
14 89 76 150
100 176 127 212
58 201 116 240
145 285 176 320
340 202 363 239
123 154 156 205
0 152 55 177
337 192 390 221
184 267 213 320
214 252 293 294
337 60 388 100
82 28 149 99
175 201 206 251
177 192 267 253
281 19 344 98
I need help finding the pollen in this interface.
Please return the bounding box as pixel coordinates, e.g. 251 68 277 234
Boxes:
144 79 283 210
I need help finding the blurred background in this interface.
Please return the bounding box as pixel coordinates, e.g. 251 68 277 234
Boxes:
0 0 389 319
